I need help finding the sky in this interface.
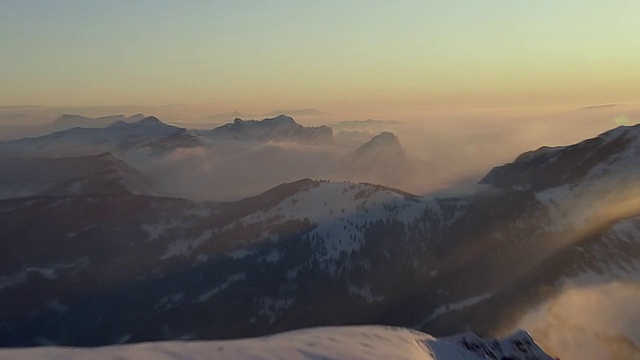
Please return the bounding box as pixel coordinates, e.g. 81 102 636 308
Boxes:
1 0 639 119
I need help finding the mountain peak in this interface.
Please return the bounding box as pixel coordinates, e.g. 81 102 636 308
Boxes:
266 114 296 124
206 115 333 144
342 131 413 187
137 116 162 126
54 113 87 122
108 116 174 130
231 115 298 128
353 131 403 156
371 131 399 143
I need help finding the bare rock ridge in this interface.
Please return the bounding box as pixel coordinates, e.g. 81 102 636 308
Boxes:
202 114 334 144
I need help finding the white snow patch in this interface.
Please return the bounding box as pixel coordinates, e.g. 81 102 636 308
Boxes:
237 182 426 263
258 297 295 323
140 219 184 241
420 292 494 326
161 229 213 259
195 273 246 303
156 293 184 311
348 283 385 303
0 325 555 360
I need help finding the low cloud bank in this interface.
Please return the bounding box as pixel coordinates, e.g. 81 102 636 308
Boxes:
516 281 640 360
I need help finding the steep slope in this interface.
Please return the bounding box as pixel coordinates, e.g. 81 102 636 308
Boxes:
0 153 154 199
198 115 333 145
0 326 554 360
432 124 640 339
341 131 415 186
481 124 640 191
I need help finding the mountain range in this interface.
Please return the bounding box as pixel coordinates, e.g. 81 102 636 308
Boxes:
0 115 415 200
1 117 639 357
197 114 333 145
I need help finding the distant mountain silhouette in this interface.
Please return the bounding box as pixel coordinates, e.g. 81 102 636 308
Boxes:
199 115 333 144
0 153 153 199
341 131 415 185
52 114 146 131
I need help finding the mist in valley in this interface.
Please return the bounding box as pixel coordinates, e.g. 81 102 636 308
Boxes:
2 104 640 358
2 104 638 202
516 281 640 359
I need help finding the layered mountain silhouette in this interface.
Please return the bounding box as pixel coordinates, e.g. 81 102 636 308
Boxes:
198 115 333 145
0 115 335 155
0 120 638 355
0 115 411 200
0 116 189 156
52 113 147 131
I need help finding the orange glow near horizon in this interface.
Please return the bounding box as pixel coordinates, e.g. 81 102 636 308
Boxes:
1 1 639 117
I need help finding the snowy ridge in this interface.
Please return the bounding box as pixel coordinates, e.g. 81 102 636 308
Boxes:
481 123 640 191
239 181 425 263
559 214 640 286
0 326 555 360
512 145 564 166
420 292 494 326
485 124 640 234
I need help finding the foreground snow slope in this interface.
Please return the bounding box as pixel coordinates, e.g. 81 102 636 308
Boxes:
0 326 554 360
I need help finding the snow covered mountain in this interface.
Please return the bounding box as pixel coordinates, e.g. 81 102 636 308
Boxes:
481 124 640 191
197 115 333 145
0 115 336 158
1 123 639 357
0 326 554 360
473 124 640 355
